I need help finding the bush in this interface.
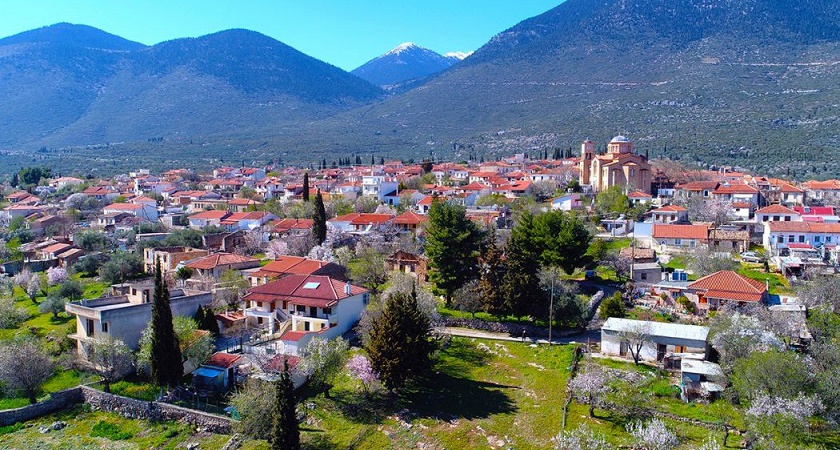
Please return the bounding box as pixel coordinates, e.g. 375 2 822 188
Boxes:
599 292 626 319
676 295 695 314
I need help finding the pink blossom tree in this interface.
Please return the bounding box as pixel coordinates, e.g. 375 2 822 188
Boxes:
346 354 377 396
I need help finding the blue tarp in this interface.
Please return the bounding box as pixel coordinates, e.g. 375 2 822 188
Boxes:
193 367 224 379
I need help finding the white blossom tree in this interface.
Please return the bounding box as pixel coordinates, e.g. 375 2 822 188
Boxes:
626 418 678 450
554 425 610 450
265 239 289 260
568 361 610 417
300 337 349 398
46 266 69 287
709 312 784 374
0 339 54 404
86 336 134 393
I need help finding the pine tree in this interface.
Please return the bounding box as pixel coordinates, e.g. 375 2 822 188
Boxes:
503 212 545 319
425 200 484 306
366 287 434 391
302 172 310 202
480 232 507 319
150 259 182 387
270 359 300 450
312 190 327 245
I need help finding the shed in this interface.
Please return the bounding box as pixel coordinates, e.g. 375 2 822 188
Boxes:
601 318 710 362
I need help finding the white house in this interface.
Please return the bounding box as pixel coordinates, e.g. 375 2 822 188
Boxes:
763 221 840 252
755 204 801 223
242 274 369 355
65 282 212 353
102 202 158 221
601 318 710 363
362 175 398 202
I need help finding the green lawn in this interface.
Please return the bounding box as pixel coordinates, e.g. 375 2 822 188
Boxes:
0 370 93 411
0 405 232 449
737 265 792 294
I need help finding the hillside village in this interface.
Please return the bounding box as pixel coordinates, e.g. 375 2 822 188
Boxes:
0 136 839 449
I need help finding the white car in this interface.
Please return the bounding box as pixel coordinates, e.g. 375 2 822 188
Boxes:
739 251 763 263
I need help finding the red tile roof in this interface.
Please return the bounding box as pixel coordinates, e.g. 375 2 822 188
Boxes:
280 331 309 342
349 213 394 225
244 274 367 308
187 253 259 270
688 270 766 302
767 222 840 233
272 218 314 232
652 224 709 240
651 205 686 213
393 211 427 226
206 352 242 368
756 204 798 215
189 210 231 220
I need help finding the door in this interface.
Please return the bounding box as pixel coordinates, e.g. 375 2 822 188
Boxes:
657 344 667 361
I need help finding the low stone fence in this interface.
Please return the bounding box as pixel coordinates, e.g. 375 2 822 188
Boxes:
0 385 232 433
0 387 83 427
79 386 232 434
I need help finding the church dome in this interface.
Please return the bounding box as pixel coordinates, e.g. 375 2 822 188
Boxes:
610 135 630 143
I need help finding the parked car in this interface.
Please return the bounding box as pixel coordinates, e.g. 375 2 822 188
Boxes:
739 251 763 263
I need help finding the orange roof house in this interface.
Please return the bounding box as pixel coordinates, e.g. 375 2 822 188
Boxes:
688 270 768 309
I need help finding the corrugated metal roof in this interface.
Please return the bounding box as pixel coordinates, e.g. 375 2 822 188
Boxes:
602 318 709 342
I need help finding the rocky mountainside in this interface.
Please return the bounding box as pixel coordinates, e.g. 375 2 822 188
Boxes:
302 0 840 179
1 1 839 178
0 23 382 148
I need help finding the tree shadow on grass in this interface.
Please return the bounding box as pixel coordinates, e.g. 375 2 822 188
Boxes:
333 372 517 425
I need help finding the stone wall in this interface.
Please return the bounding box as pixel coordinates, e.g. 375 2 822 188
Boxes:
0 387 83 427
79 386 232 434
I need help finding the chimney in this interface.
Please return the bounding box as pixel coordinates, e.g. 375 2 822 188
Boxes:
344 281 352 295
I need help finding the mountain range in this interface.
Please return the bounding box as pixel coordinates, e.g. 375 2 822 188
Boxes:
1 0 839 179
351 42 465 88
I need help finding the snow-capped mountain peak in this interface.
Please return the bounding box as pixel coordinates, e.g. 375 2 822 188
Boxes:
387 42 420 55
353 42 466 88
443 51 472 60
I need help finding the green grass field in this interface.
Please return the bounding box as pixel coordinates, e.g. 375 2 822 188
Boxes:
0 405 232 449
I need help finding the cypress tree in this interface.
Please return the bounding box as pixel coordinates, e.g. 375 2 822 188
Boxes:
150 259 182 387
302 172 310 202
480 231 508 319
366 287 434 391
270 359 300 450
312 190 327 245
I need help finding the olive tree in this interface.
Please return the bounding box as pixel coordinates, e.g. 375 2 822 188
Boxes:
0 339 54 404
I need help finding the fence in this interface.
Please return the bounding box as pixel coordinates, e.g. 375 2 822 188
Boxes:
0 385 233 434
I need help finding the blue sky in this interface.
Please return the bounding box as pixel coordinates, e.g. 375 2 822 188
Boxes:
1 0 563 70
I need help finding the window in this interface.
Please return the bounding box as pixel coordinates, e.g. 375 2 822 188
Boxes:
323 307 332 315
799 235 805 243
827 236 833 243
784 216 791 221
690 241 696 249
788 235 795 243
777 236 784 243
814 236 821 243
86 319 95 337
674 238 682 246
773 216 780 221
640 272 647 281
102 322 108 333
